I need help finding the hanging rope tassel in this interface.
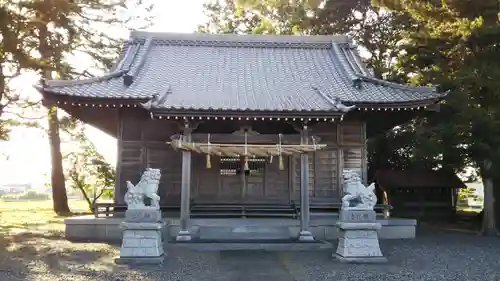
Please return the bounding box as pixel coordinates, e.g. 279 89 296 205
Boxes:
178 134 183 148
312 136 317 150
206 133 211 169
206 154 211 168
269 155 273 163
243 131 249 171
244 156 249 171
278 133 284 170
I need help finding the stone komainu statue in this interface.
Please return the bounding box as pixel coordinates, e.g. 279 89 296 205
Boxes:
341 169 377 210
124 168 162 209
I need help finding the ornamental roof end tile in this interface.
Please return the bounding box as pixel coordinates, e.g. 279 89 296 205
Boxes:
38 31 447 111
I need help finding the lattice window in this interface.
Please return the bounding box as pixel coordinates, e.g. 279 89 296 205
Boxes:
219 156 266 177
220 157 240 176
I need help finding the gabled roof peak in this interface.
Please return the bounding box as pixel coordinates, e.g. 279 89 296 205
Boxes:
129 30 351 48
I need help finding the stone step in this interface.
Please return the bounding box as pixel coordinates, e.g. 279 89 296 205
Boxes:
172 239 333 251
191 213 297 219
191 204 298 219
198 225 294 240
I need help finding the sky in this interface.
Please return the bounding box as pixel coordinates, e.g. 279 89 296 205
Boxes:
0 0 209 186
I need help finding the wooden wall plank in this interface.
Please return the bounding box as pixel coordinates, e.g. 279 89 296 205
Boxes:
343 147 364 179
339 122 364 145
265 156 290 201
117 142 143 204
116 115 368 205
313 150 338 198
193 153 220 201
146 143 182 205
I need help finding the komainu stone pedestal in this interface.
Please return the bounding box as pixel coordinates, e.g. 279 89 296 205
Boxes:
115 209 166 265
334 209 387 263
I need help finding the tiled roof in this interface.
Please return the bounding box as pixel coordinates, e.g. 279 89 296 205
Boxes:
39 31 445 112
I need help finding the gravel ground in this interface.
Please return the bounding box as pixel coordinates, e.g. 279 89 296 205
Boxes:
1 230 500 281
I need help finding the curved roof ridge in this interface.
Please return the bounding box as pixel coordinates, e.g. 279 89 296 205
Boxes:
330 42 359 82
110 39 133 72
355 74 439 94
336 42 440 94
42 69 127 88
129 30 350 46
340 43 372 76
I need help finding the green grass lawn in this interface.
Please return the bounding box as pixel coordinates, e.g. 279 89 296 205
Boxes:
0 200 118 273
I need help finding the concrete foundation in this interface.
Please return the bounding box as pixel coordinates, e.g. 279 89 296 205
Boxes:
65 215 417 243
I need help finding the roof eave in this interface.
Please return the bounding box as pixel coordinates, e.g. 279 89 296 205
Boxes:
355 74 438 94
146 108 347 118
35 89 150 104
354 97 442 108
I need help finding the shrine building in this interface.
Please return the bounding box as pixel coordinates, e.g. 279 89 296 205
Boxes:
37 31 446 242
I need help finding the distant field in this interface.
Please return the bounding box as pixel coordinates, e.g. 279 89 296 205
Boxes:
0 200 90 233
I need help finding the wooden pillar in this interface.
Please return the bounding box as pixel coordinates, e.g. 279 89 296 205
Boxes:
336 124 344 198
114 110 124 206
299 124 314 241
176 123 193 241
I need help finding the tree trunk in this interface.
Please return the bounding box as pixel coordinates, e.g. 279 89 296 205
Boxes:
480 159 497 236
36 4 70 215
76 184 93 212
48 105 70 215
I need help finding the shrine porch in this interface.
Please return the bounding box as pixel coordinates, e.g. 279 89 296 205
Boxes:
64 215 417 243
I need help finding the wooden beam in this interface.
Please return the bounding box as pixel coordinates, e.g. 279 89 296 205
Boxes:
179 132 304 144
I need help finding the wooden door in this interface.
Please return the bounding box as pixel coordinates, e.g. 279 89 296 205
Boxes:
244 157 266 201
219 156 244 201
196 155 292 203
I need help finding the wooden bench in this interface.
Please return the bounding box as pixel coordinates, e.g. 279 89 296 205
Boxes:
93 202 184 217
93 202 122 217
374 204 393 219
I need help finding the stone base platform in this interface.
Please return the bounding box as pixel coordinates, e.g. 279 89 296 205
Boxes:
334 254 388 263
115 254 166 265
174 239 333 251
65 215 417 242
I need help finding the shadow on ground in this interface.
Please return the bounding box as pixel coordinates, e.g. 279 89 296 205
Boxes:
1 200 499 281
0 202 121 280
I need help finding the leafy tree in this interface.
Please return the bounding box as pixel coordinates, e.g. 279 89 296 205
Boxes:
199 1 446 170
0 0 153 215
216 0 416 79
458 186 482 205
0 1 41 139
373 0 500 234
201 1 497 230
65 125 115 211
